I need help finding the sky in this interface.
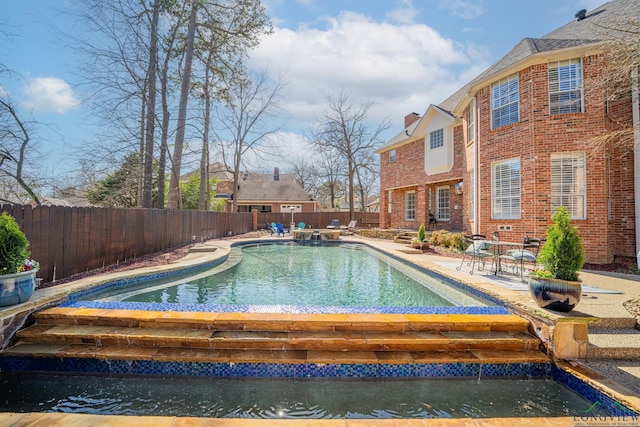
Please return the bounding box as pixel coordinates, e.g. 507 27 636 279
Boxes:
0 0 606 189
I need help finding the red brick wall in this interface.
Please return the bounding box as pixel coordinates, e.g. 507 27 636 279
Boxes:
474 56 634 263
379 54 635 263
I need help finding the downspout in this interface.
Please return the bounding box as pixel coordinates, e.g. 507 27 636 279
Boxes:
632 66 640 269
474 98 480 235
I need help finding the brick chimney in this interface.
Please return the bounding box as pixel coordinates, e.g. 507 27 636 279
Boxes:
274 167 279 181
404 112 420 129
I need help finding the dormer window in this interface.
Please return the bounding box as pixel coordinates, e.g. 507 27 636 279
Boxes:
429 128 444 149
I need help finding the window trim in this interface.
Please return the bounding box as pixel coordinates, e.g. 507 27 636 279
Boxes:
550 152 586 220
429 128 444 150
491 74 519 129
491 158 521 220
404 190 416 221
436 186 450 221
467 98 476 143
549 58 583 115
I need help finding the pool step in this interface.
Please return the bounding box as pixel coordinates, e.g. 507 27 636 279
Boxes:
15 325 541 352
1 307 548 365
29 307 532 333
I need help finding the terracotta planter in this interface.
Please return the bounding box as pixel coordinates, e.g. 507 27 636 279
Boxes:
0 269 38 307
528 275 581 312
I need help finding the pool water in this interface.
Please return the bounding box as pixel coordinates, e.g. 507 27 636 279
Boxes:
0 372 591 418
88 243 491 308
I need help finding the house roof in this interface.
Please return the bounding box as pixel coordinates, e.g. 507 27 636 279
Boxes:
235 172 314 203
379 0 638 153
442 0 638 114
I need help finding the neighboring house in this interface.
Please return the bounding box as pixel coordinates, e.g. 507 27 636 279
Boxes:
376 0 639 264
227 167 317 214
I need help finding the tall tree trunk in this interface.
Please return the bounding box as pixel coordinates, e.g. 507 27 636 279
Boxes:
142 0 159 208
168 2 197 209
137 92 146 208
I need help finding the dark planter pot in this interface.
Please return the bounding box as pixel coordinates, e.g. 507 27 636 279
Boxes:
0 269 38 307
528 275 581 312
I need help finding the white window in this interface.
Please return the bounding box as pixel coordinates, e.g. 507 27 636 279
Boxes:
467 98 476 143
405 191 415 221
429 128 444 150
492 158 521 219
389 149 396 163
436 186 450 220
551 152 586 219
491 74 519 128
468 169 475 221
549 58 583 115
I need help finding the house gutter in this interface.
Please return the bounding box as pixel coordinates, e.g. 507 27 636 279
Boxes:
632 65 640 269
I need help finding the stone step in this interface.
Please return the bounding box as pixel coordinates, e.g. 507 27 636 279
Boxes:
32 308 531 334
587 328 640 360
16 325 541 352
1 342 551 365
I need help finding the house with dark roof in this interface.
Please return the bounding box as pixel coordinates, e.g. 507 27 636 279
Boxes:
227 168 317 214
376 0 639 264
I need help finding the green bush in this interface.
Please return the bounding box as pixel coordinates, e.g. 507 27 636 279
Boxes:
536 207 585 282
416 223 426 242
429 230 465 251
0 212 30 274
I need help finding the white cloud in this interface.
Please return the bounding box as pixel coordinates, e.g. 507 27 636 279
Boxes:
386 0 420 25
438 0 484 20
248 10 490 134
21 77 81 114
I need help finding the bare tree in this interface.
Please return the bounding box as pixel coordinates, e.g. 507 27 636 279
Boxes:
312 91 389 216
213 70 284 212
0 99 42 205
587 14 640 151
167 0 272 210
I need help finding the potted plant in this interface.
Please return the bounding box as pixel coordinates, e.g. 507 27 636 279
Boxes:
411 223 429 250
0 212 39 307
528 207 585 312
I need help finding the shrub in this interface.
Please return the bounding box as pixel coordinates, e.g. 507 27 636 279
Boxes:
416 223 426 242
535 207 585 282
0 212 31 274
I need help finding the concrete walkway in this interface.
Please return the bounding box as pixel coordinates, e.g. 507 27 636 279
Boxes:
348 236 640 398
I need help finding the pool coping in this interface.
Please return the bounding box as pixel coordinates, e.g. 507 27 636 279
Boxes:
1 236 640 422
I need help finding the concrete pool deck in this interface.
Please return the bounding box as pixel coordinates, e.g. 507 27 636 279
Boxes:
0 234 639 426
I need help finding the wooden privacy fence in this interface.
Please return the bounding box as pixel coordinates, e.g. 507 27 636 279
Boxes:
1 204 253 283
257 212 379 230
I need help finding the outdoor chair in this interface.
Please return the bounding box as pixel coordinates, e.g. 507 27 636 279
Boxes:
499 235 544 281
298 222 305 229
276 223 286 237
428 212 438 230
456 234 495 275
340 220 357 234
326 219 340 229
269 222 278 236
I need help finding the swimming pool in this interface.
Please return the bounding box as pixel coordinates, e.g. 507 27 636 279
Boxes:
77 242 496 311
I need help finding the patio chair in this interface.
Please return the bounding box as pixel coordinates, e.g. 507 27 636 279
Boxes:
499 235 544 281
298 222 305 230
326 219 340 229
428 212 438 230
340 220 357 234
276 223 286 237
269 222 278 236
456 234 495 275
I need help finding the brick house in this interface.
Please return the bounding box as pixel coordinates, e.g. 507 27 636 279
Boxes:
225 167 317 214
376 0 639 264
